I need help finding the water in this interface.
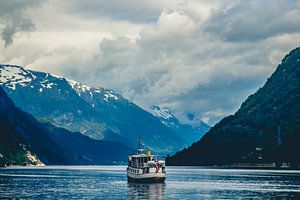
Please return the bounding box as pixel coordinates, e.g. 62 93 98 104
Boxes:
1 166 300 199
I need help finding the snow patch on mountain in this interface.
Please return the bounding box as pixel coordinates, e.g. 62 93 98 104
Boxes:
0 65 34 90
0 65 60 92
67 79 91 93
151 105 174 120
50 73 65 80
67 78 119 101
104 90 119 101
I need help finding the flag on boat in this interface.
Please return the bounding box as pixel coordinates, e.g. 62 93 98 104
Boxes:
155 162 161 173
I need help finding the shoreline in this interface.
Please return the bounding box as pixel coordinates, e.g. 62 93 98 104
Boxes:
166 165 300 170
1 164 300 170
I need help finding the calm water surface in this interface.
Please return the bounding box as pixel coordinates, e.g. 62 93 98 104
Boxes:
1 166 300 199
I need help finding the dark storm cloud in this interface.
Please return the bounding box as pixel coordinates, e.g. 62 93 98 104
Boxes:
63 0 162 23
0 0 44 47
204 1 300 42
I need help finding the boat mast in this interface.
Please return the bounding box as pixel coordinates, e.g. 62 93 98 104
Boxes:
137 136 143 154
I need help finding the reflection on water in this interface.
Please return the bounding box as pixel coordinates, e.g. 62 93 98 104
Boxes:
127 183 165 200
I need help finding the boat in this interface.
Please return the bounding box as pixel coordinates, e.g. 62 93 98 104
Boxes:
127 137 166 183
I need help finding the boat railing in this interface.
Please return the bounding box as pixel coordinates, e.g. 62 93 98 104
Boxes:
130 161 165 168
130 163 148 168
128 165 165 174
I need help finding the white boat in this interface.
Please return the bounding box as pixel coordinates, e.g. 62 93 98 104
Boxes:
127 138 166 183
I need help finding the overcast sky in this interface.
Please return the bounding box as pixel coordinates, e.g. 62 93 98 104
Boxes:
0 0 299 125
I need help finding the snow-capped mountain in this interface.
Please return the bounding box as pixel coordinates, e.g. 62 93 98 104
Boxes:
0 64 186 154
151 105 210 146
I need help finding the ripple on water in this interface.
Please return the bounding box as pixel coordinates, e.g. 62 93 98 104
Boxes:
1 166 300 199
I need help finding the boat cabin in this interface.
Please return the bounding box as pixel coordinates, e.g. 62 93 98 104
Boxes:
128 154 158 168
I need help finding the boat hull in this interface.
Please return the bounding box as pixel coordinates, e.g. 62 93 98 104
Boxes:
127 175 165 183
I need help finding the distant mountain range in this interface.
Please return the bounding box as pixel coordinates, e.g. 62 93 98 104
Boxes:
167 47 300 166
150 105 210 146
0 86 133 166
0 65 209 155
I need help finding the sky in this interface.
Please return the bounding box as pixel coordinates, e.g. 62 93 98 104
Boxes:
0 0 299 125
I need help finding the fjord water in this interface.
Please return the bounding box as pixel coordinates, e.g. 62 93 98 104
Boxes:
1 166 300 199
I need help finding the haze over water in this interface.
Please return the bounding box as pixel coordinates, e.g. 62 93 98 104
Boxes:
1 166 300 199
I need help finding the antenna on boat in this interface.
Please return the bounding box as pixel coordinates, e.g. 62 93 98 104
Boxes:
137 136 143 154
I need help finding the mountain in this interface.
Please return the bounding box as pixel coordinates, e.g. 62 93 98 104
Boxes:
167 47 300 166
0 86 68 166
0 65 186 154
150 105 210 146
0 86 133 166
42 123 133 165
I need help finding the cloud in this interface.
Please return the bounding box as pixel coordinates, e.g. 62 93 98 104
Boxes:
62 0 161 23
62 0 214 24
204 0 300 42
87 10 198 95
0 1 299 125
0 0 44 47
83 8 300 124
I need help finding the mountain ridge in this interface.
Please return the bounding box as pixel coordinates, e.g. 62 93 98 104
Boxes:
167 47 300 166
